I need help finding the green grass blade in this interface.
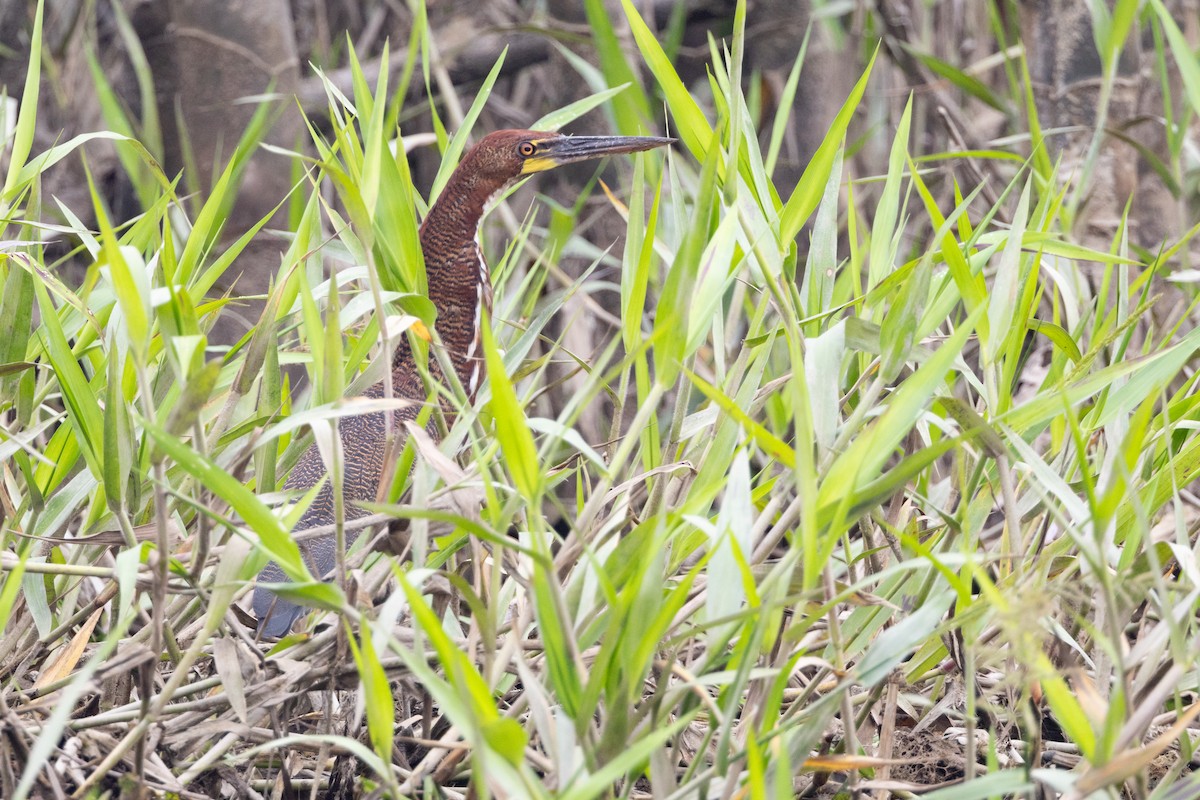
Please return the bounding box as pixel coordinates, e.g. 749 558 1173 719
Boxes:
584 0 653 132
619 0 713 157
142 418 308 580
779 46 877 243
429 49 507 203
1 0 42 201
481 310 542 502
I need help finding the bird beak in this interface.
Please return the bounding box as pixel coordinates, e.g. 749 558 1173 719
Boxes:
522 135 675 174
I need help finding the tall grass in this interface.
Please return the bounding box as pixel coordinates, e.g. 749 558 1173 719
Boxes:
1 0 1199 797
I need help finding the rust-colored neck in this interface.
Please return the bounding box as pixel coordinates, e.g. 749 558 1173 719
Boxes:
393 163 506 398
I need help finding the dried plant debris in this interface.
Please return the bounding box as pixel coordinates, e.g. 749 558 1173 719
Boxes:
3 0 1200 797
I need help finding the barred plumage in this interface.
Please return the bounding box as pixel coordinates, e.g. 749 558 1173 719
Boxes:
254 130 673 637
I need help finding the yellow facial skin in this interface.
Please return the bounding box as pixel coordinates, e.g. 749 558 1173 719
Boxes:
519 151 558 174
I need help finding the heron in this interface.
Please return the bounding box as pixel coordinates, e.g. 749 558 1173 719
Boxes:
253 129 673 637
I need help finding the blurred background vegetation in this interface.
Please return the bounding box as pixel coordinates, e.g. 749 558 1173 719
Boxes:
9 0 1196 334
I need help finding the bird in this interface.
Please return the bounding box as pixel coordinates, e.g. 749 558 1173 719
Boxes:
253 129 674 637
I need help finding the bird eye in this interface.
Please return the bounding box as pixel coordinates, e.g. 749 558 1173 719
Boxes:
519 141 536 157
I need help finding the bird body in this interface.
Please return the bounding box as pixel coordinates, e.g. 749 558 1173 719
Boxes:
254 129 672 637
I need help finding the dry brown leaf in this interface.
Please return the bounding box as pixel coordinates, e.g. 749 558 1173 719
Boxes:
1069 668 1108 728
213 636 249 724
1072 702 1200 797
13 519 182 547
802 754 915 771
404 420 484 517
32 607 103 692
598 178 630 217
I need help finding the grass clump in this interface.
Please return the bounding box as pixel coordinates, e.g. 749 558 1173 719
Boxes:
2 0 1200 798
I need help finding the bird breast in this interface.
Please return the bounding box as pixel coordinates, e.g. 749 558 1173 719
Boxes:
464 241 492 398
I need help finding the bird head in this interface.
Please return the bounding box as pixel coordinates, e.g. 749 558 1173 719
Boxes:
461 129 674 191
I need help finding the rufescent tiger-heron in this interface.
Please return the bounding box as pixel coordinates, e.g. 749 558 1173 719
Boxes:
253 129 674 637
